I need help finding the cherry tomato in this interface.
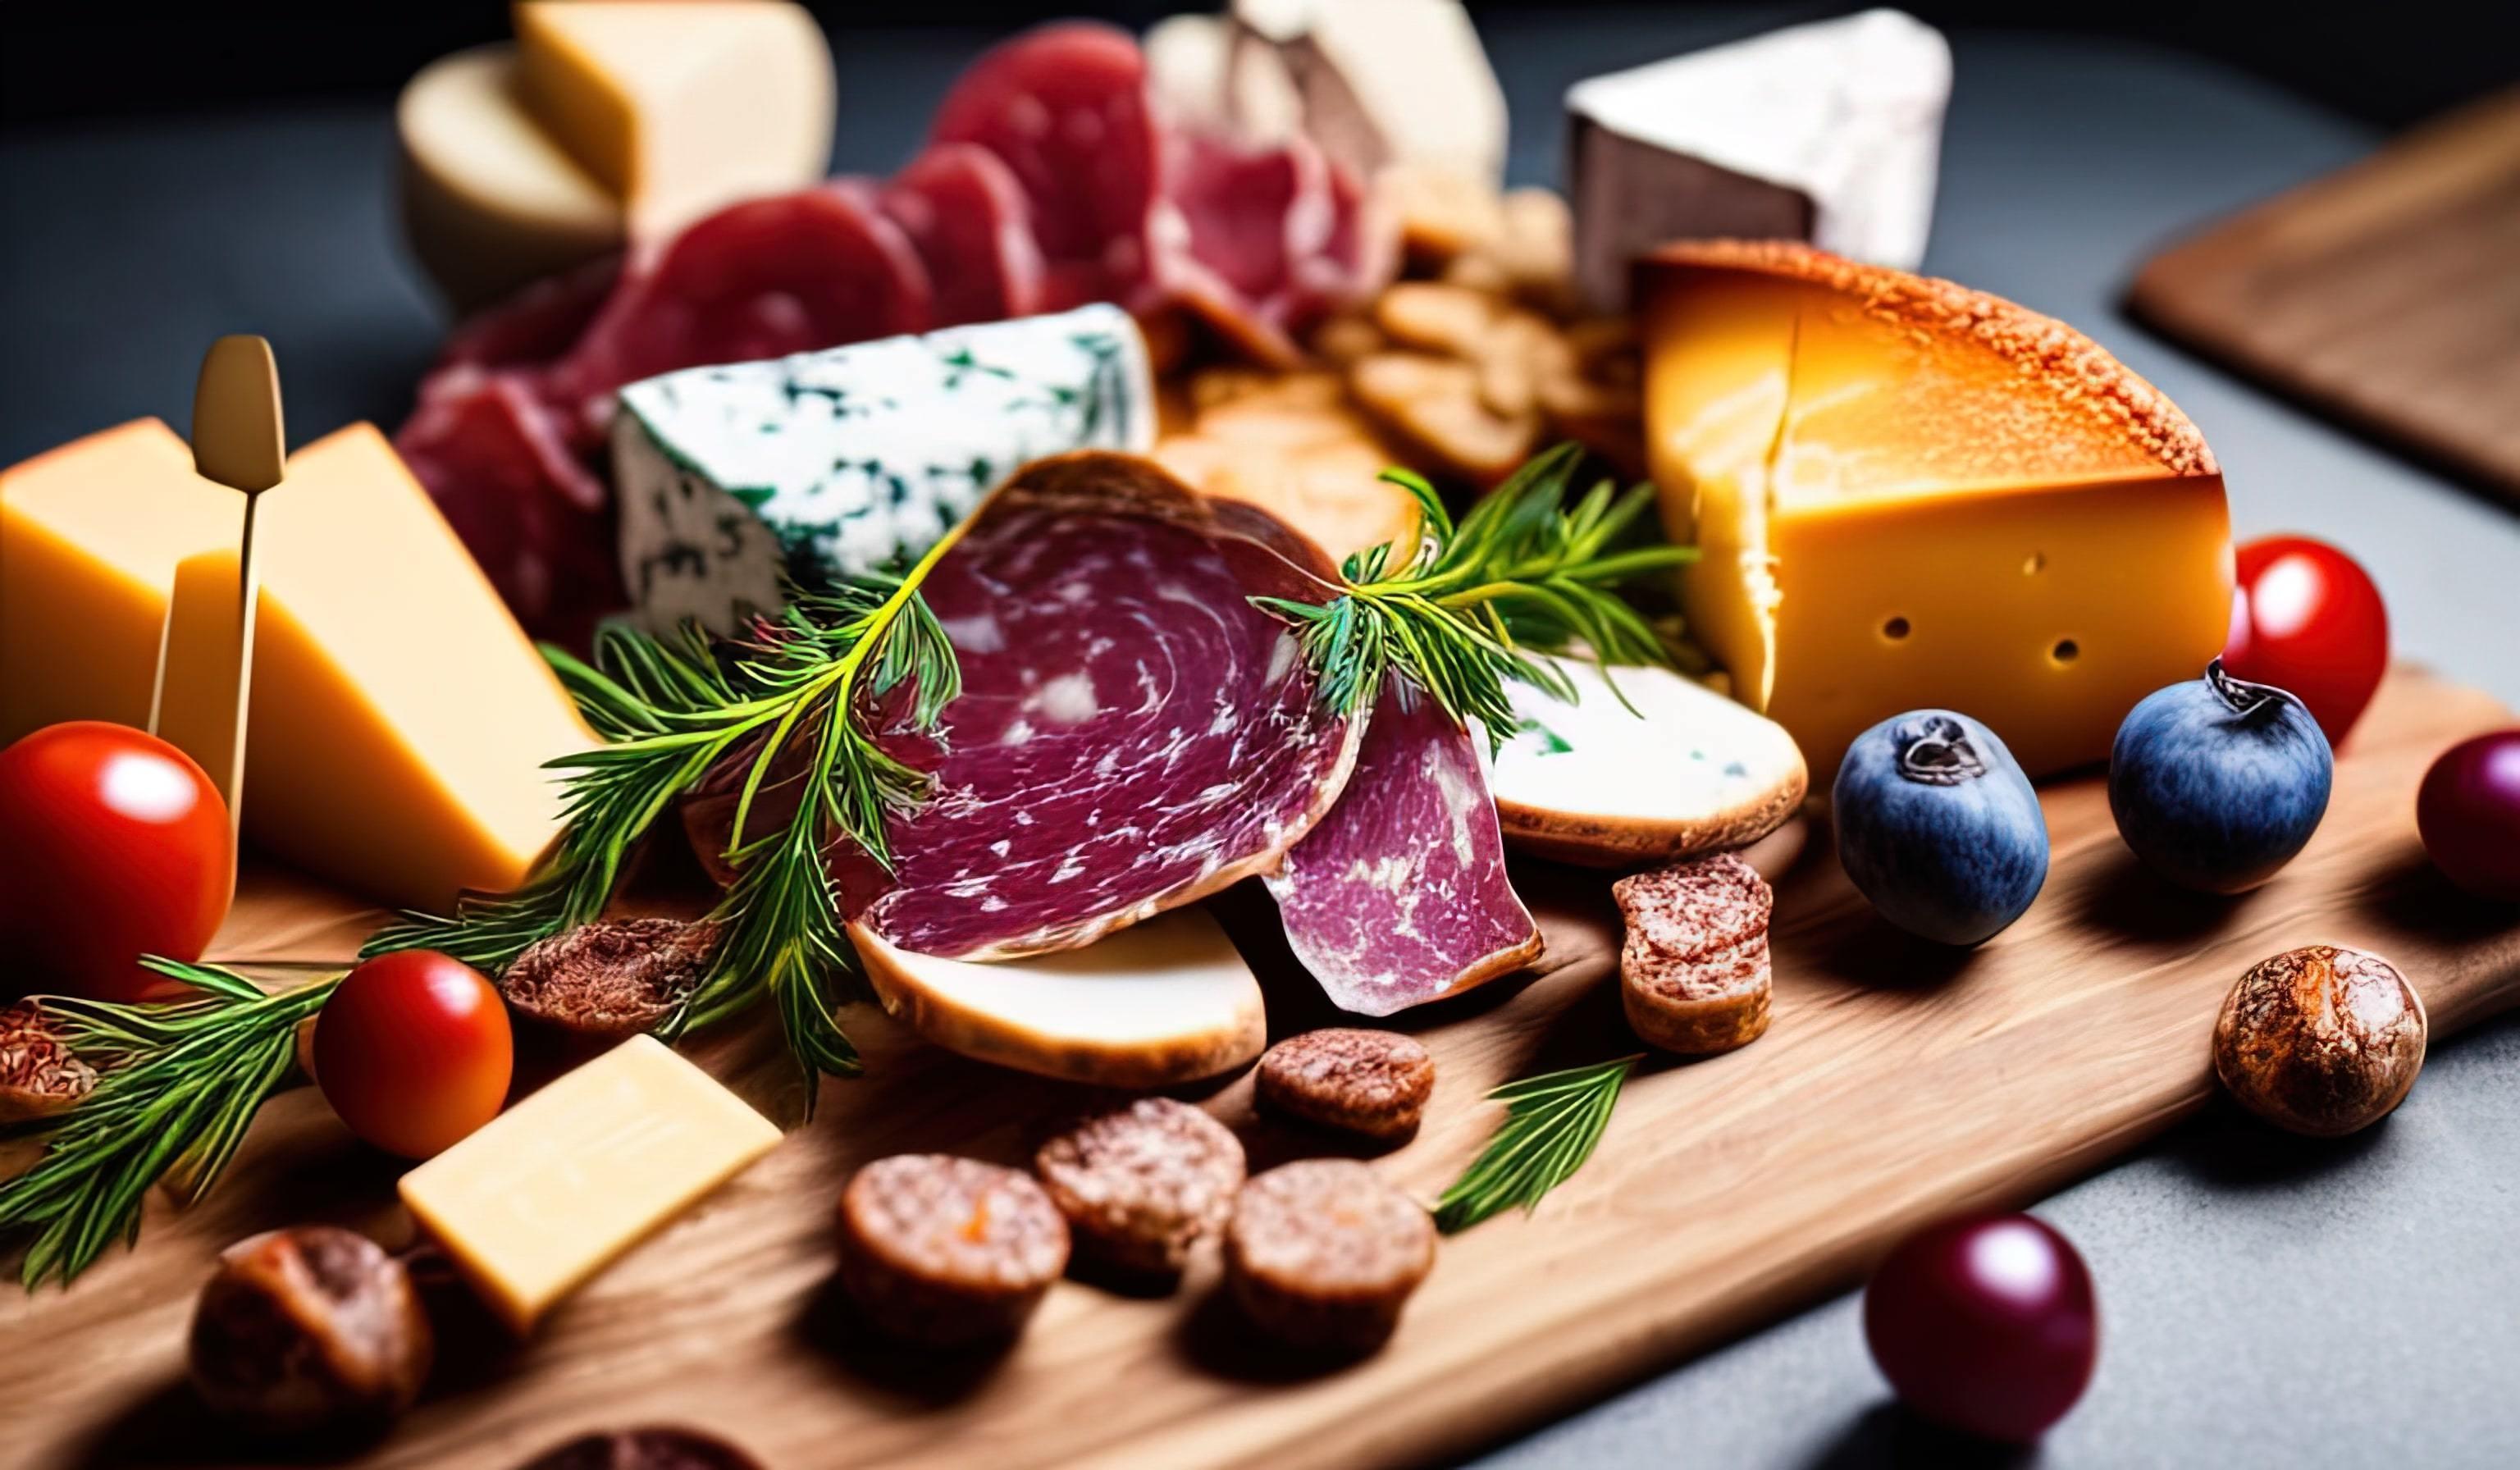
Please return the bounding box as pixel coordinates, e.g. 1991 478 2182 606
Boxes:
1864 1212 2098 1441
313 951 512 1159
0 721 235 1002
2222 535 2388 748
2417 729 2520 901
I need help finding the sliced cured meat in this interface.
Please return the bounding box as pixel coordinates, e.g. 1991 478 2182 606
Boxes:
930 22 1161 311
431 256 625 375
881 143 1047 327
1266 677 1540 1016
552 183 934 410
850 450 1360 960
1158 134 1394 368
392 371 618 642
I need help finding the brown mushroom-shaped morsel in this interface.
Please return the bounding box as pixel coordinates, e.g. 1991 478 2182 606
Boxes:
2213 945 2427 1137
500 918 720 1038
837 1154 1070 1347
1226 1159 1436 1356
187 1226 433 1440
1255 1029 1436 1143
1034 1098 1246 1276
511 1425 766 1470
0 1000 96 1121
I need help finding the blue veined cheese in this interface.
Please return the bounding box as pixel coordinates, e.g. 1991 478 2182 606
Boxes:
612 304 1154 634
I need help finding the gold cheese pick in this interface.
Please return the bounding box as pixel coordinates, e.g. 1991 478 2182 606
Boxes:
149 335 285 837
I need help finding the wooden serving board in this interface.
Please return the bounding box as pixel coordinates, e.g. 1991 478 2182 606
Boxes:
2128 89 2520 504
9 667 2518 1470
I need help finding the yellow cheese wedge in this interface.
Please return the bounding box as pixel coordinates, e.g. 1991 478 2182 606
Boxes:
399 1034 781 1334
1640 240 2231 780
398 43 625 312
1 421 239 744
513 0 835 237
152 425 595 910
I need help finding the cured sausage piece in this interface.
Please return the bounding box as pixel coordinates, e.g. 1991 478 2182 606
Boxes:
511 1427 765 1470
1613 851 1774 1055
849 451 1361 959
836 1154 1069 1347
1033 1097 1246 1276
1266 678 1541 1016
1225 1158 1435 1354
930 22 1162 313
881 143 1048 327
1255 1028 1436 1142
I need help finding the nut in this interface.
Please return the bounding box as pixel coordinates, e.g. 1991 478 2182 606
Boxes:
0 1000 94 1121
1255 1029 1436 1141
512 1426 766 1470
500 918 719 1037
2213 945 2427 1136
187 1226 432 1440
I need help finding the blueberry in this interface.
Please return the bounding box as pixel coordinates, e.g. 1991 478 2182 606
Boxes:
2109 660 2332 894
1834 710 2049 946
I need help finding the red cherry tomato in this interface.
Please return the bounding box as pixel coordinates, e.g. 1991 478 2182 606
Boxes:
1864 1212 2098 1441
0 721 235 1002
2417 729 2520 901
2222 535 2388 748
314 951 512 1159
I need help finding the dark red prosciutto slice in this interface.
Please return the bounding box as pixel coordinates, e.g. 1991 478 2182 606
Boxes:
882 144 1048 326
849 452 1360 960
1266 678 1541 1016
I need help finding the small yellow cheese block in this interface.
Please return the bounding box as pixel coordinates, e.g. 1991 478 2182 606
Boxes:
399 1034 781 1335
513 0 835 237
398 43 625 311
0 420 238 745
1640 241 2232 780
153 424 595 909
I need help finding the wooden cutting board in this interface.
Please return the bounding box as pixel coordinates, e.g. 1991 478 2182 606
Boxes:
9 666 2518 1470
2128 89 2520 504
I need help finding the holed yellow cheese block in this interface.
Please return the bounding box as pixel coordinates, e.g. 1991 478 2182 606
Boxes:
399 1035 781 1334
1 420 239 744
513 0 835 237
1640 240 2231 779
4 418 592 910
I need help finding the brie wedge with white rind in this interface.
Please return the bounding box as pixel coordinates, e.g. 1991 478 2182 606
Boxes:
1488 656 1807 867
1230 0 1507 188
852 907 1267 1088
1565 8 1950 311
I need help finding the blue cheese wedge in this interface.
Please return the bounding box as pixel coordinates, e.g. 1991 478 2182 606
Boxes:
1565 8 1951 312
1487 655 1808 866
613 304 1154 633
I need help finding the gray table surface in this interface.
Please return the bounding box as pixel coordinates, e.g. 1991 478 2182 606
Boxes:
2 8 2514 1468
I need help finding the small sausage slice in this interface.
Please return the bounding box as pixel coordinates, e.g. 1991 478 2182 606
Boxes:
836 1154 1068 1346
1255 1029 1436 1142
1225 1159 1435 1354
1614 852 1774 1055
1034 1098 1246 1276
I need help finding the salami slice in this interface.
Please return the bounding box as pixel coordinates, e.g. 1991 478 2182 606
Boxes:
850 451 1360 960
882 144 1048 327
431 256 625 375
1266 678 1540 1016
930 22 1162 312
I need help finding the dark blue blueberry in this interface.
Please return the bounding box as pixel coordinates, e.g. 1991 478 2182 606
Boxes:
2109 660 2332 894
1834 710 2050 946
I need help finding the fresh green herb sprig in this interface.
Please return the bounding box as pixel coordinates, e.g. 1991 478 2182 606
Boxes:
367 534 965 1096
1 961 340 1287
1255 442 1696 741
1432 1054 1642 1234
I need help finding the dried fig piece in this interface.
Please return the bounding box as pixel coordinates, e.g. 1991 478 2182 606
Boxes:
0 1000 94 1121
500 918 719 1038
513 1426 765 1470
1349 351 1541 488
2214 945 2426 1136
188 1226 432 1440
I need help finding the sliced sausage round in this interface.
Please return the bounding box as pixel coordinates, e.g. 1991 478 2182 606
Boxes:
836 1154 1068 1346
1034 1098 1246 1276
1255 1029 1436 1142
1225 1159 1435 1354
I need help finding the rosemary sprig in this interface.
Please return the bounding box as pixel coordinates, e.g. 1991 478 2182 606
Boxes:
0 960 340 1287
1432 1054 1643 1234
367 532 965 1094
1254 442 1697 742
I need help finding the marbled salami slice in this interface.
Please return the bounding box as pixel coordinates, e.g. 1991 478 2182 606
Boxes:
931 22 1162 313
882 144 1048 327
852 452 1361 960
1266 677 1540 1016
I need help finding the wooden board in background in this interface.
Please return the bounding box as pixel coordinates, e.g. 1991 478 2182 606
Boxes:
7 667 2518 1470
2128 89 2520 504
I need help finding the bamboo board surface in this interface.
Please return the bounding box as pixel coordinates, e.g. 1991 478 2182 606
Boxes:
2128 89 2520 504
7 666 2518 1470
